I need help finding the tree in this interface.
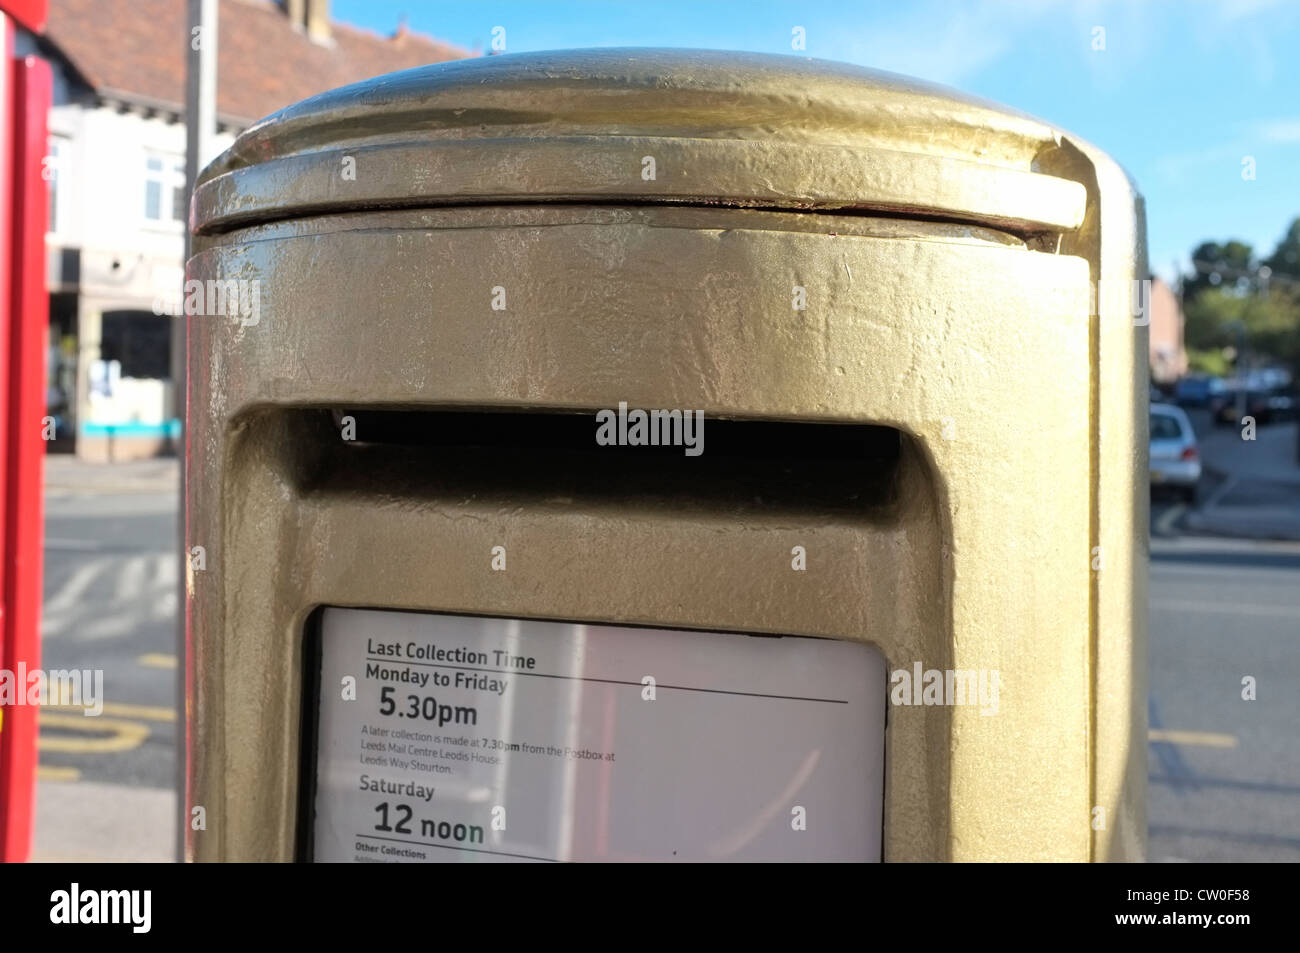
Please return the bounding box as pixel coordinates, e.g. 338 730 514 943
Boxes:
1179 218 1300 376
1263 218 1300 281
1183 239 1256 304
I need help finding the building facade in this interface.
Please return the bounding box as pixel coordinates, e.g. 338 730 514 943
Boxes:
1148 276 1188 386
18 0 465 459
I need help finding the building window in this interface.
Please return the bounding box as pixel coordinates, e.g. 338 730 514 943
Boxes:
101 311 172 380
47 137 66 233
144 154 186 223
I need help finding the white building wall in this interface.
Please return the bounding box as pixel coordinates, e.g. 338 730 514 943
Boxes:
27 36 238 457
51 102 235 307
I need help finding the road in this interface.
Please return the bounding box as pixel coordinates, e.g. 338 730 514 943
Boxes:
33 457 179 860
1146 411 1300 861
29 417 1300 861
1147 534 1300 861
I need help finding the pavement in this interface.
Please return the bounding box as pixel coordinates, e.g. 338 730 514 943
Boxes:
33 779 174 862
43 453 180 495
24 421 1300 862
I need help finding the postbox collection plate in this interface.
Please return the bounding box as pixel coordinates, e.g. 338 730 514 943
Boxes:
308 607 886 862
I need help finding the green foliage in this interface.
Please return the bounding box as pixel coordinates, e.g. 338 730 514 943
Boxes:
1184 239 1256 304
1263 218 1300 280
1181 217 1300 373
1186 348 1230 377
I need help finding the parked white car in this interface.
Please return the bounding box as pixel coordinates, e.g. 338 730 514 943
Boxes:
1149 403 1201 503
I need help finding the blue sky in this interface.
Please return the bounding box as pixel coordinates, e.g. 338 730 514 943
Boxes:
333 0 1300 282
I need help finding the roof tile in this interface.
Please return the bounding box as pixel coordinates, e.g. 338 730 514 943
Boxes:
44 0 469 125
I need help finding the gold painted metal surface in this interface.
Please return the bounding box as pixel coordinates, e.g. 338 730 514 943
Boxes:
191 49 1086 238
186 50 1147 862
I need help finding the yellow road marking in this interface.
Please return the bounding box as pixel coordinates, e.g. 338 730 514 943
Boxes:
1149 729 1238 748
38 713 150 753
37 765 82 781
137 653 177 669
44 701 175 722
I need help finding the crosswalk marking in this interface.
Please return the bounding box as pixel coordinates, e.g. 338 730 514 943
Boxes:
153 553 177 585
43 560 109 617
43 551 177 637
116 555 149 600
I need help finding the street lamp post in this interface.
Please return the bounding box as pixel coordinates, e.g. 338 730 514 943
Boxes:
1224 319 1248 426
180 0 218 865
1236 323 1247 425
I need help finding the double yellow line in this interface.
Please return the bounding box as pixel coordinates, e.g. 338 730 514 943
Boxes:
38 698 176 778
34 655 179 779
40 701 175 754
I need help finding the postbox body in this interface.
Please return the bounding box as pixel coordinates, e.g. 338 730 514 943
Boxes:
186 50 1147 862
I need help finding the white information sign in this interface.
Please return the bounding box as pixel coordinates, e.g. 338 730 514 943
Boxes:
311 608 886 862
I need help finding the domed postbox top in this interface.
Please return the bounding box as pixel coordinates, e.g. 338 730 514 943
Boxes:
192 48 1091 238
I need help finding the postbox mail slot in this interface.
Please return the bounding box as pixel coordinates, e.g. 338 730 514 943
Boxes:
303 607 887 862
257 407 907 519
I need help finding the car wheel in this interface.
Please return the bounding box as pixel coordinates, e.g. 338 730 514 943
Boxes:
1181 485 1198 505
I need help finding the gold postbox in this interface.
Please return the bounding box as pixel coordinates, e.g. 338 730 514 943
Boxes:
186 49 1148 862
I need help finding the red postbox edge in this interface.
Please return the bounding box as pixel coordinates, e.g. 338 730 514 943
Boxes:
0 47 50 864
